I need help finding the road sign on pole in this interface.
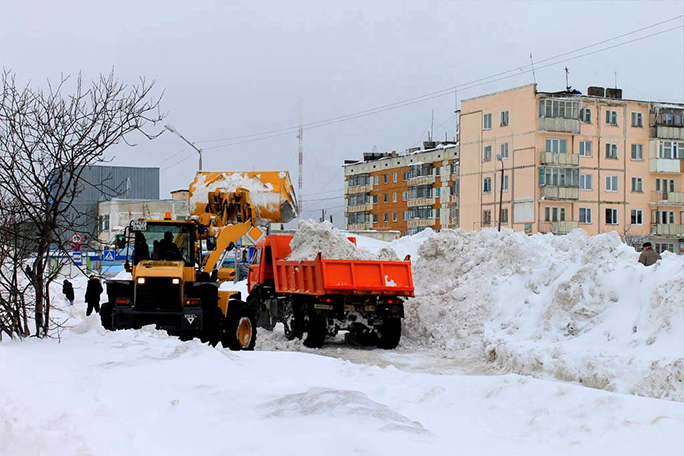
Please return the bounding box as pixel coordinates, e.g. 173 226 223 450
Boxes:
103 250 115 261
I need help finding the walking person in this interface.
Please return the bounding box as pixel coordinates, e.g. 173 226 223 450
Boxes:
85 275 103 316
638 242 661 266
62 279 75 306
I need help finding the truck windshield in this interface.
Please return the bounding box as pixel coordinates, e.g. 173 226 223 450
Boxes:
133 223 193 265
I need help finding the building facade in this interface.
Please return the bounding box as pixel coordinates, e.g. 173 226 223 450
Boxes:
459 83 684 253
344 144 459 235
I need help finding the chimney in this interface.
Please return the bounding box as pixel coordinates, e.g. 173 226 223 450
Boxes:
605 88 623 99
587 86 604 97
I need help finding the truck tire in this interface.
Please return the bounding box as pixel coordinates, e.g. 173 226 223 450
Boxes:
283 300 302 341
376 318 402 349
303 313 327 349
201 306 224 347
223 301 257 351
100 302 114 330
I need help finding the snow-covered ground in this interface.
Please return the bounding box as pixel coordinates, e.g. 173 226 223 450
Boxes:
4 225 684 454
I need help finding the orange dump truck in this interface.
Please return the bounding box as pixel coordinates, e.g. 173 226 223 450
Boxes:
247 234 414 348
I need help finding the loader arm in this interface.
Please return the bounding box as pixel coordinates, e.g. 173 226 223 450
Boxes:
202 221 253 272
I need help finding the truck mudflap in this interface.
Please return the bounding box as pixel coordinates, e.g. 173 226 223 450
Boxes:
112 307 203 331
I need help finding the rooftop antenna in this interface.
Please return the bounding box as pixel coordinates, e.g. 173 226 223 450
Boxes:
530 53 537 84
430 109 434 142
564 66 570 91
297 115 303 216
614 70 618 89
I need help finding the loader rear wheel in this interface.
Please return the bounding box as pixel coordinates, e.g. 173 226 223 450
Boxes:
201 306 224 347
376 318 402 349
100 302 114 331
303 313 327 349
223 301 257 351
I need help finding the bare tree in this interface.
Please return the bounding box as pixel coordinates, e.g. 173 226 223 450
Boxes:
0 70 164 338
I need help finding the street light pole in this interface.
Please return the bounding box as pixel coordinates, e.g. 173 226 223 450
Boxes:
164 124 203 171
496 154 504 232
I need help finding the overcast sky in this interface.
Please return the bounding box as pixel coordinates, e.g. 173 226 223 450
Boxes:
2 1 683 224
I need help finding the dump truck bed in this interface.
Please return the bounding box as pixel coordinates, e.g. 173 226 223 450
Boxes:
265 234 414 296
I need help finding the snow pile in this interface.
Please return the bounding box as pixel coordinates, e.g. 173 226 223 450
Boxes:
287 220 398 261
396 227 684 401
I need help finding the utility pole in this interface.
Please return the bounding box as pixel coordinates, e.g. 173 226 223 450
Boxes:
297 119 303 215
165 125 203 171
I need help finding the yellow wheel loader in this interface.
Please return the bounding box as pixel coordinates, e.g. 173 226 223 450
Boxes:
100 171 297 350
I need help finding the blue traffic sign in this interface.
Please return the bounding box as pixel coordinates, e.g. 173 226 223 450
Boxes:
103 250 115 261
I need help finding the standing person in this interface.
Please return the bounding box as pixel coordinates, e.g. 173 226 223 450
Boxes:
62 279 75 306
84 275 103 316
638 242 661 266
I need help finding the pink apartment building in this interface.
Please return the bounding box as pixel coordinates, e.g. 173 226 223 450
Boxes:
459 83 684 254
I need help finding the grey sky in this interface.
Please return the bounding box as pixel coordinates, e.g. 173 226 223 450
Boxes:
2 1 683 224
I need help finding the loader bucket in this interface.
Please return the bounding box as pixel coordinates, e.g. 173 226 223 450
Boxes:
189 171 298 225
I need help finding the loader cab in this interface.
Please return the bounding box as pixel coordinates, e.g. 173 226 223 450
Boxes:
125 220 198 267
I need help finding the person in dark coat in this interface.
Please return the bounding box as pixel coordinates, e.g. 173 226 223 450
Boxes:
638 242 661 266
133 231 150 266
159 231 181 261
62 279 75 306
85 275 103 316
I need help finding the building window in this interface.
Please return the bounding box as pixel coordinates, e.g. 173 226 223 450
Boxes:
373 175 379 186
579 140 592 157
655 243 675 254
579 107 592 123
579 207 592 224
482 210 492 226
392 192 397 203
631 209 643 225
605 208 618 225
483 145 492 162
383 194 388 203
544 207 566 222
501 208 509 224
402 191 408 201
372 194 379 204
500 174 509 192
393 172 398 183
655 210 675 224
392 212 397 222
539 99 579 119
372 213 378 223
606 110 618 126
383 174 389 184
483 113 492 130
631 144 643 160
435 187 441 198
631 112 643 128
383 213 388 223
605 143 618 159
99 214 110 232
658 140 684 159
349 193 370 206
605 175 618 192
483 177 492 193
348 173 370 187
545 138 568 153
403 211 408 221
656 178 675 193
579 173 592 190
500 142 509 159
539 168 579 187
408 205 433 220
500 110 509 127
631 177 643 193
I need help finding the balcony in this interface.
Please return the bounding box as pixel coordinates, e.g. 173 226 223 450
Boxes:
649 158 684 174
539 186 579 200
539 152 579 166
651 191 684 205
407 175 436 186
651 224 684 236
650 125 684 141
450 194 459 204
347 184 372 194
407 197 435 207
348 223 372 230
552 221 579 234
347 203 372 212
407 218 435 228
538 117 580 134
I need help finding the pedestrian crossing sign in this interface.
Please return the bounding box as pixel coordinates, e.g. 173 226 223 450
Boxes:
103 250 115 261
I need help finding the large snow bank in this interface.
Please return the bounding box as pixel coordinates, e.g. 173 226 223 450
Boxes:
287 220 398 261
396 227 684 401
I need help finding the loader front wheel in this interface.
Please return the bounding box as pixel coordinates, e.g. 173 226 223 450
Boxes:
223 301 257 351
201 306 224 347
100 302 114 331
376 318 402 349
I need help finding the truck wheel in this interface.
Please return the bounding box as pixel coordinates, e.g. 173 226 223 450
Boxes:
303 313 327 349
201 306 224 347
100 302 114 330
223 301 257 351
376 318 402 349
283 300 302 341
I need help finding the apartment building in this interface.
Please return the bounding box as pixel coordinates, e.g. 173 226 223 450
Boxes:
344 143 459 235
460 83 684 253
